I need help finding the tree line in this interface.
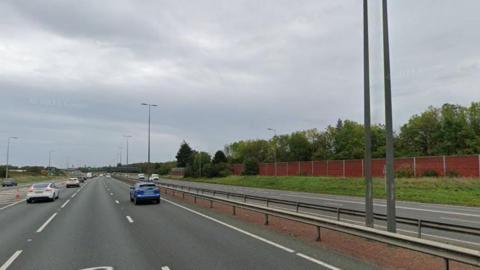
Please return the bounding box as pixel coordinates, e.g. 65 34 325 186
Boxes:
224 102 480 164
174 102 480 177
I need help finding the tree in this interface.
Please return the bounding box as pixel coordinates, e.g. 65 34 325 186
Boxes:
176 141 194 167
212 150 228 164
192 151 211 177
242 157 259 175
287 131 312 161
332 120 364 159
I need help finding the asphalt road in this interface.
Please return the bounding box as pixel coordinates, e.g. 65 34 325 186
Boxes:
0 176 376 270
157 178 480 250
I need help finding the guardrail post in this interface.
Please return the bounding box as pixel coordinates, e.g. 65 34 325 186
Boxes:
209 200 213 208
173 190 175 196
417 219 422 238
444 258 449 270
182 192 185 199
194 196 197 204
266 199 269 207
295 202 300 213
227 193 230 199
264 213 269 225
213 191 216 196
243 194 247 203
232 205 236 216
337 208 341 221
316 226 321 241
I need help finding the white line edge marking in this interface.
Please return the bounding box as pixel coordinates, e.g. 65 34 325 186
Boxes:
162 198 295 253
115 200 119 204
0 199 26 210
110 193 113 196
71 193 76 198
440 216 480 225
60 199 70 208
0 250 22 270
36 213 57 233
161 266 170 270
296 253 341 270
126 216 134 223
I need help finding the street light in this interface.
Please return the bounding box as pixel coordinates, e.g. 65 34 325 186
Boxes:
5 136 18 179
141 103 158 178
267 128 277 177
123 135 132 165
48 150 55 176
363 0 374 228
381 0 396 233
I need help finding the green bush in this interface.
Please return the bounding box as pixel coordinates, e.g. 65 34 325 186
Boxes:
445 170 459 177
396 166 414 178
242 158 259 176
422 169 439 177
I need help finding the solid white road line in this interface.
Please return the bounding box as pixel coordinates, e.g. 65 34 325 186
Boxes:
110 193 113 196
283 194 480 217
440 216 480 225
115 200 119 204
161 266 170 270
36 213 58 233
71 193 77 198
60 199 70 209
163 198 295 253
296 252 341 270
0 250 22 270
0 199 26 211
126 216 134 223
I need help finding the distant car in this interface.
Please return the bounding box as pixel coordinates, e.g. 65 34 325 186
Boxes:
1 178 17 187
149 174 159 181
66 177 80 188
106 174 111 178
26 182 60 203
79 177 85 183
129 182 160 205
138 174 145 180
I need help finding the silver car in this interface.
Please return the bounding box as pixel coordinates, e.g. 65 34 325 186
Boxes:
26 182 60 203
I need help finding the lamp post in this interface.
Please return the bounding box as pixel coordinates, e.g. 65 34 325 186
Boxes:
381 0 396 233
267 128 277 177
363 0 374 228
5 136 18 179
48 150 55 176
123 135 132 165
141 103 157 178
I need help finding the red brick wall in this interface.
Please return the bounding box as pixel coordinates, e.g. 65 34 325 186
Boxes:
231 155 480 178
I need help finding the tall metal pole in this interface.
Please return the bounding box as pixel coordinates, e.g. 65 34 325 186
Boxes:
5 137 17 179
363 0 374 228
382 0 396 233
141 103 157 179
124 135 131 165
268 128 277 177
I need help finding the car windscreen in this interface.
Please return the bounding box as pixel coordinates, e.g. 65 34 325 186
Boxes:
32 183 49 188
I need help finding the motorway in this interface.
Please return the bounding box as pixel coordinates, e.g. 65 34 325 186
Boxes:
157 178 480 250
0 176 377 270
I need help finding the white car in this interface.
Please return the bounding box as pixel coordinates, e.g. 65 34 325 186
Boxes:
26 183 60 203
66 177 81 188
138 174 145 180
149 174 159 181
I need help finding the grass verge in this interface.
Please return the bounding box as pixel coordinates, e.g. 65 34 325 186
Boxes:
165 175 480 206
7 173 63 185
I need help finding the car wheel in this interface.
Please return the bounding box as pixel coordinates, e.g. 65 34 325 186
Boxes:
26 199 32 204
134 197 139 205
155 199 160 204
130 196 133 202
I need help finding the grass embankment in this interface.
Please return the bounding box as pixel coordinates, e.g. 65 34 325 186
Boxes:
8 173 62 185
167 175 480 207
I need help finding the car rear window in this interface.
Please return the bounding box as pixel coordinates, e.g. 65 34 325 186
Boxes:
139 184 156 188
33 183 49 188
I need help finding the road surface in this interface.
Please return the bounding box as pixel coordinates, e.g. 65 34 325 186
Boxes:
0 176 376 270
157 178 480 250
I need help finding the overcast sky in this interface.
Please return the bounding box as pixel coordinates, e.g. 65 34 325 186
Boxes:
1 0 479 167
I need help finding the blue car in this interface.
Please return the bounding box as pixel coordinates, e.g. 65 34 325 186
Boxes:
129 182 161 205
